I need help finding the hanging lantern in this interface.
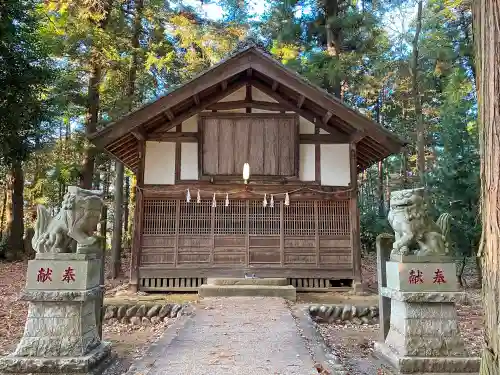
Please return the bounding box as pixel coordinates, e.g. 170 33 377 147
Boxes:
225 193 229 207
243 163 250 184
270 194 274 208
212 193 217 208
285 192 290 206
197 190 201 203
263 193 267 207
186 188 191 203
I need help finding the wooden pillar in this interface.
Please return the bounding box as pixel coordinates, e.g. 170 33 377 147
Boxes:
350 142 362 284
129 140 145 292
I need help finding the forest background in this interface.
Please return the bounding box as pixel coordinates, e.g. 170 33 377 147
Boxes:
0 0 479 281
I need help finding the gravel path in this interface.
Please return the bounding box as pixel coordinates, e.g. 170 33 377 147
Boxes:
127 297 318 375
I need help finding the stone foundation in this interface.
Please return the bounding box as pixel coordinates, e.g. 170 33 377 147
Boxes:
0 252 110 374
374 258 480 374
375 341 479 374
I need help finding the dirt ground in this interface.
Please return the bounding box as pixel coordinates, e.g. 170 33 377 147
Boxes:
0 251 484 375
314 253 484 375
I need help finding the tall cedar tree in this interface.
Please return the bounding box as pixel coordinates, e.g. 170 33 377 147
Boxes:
473 0 500 373
0 0 53 257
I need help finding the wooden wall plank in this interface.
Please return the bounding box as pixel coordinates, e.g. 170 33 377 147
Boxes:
218 118 234 174
279 117 295 175
234 118 250 174
249 118 265 174
200 113 298 177
263 117 279 174
203 118 219 174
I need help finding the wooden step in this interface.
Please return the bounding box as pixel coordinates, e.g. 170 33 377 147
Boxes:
206 278 288 286
198 284 296 301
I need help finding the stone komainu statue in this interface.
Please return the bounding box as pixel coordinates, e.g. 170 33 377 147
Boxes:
387 188 451 257
32 186 103 253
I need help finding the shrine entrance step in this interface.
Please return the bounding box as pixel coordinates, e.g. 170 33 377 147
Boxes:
206 277 288 286
198 279 296 301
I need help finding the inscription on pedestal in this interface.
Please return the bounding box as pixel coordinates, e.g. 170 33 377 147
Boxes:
386 261 458 292
26 258 100 291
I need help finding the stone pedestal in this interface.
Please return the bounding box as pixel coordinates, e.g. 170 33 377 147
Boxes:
374 256 480 374
0 252 111 374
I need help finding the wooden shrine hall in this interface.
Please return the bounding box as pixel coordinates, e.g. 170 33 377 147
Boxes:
90 43 406 292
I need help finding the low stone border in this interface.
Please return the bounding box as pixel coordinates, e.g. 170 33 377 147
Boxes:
308 304 379 325
103 303 186 325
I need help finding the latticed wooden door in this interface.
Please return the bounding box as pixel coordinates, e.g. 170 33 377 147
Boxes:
140 198 351 270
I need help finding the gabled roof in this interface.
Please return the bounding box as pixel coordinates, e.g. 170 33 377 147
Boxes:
89 43 406 172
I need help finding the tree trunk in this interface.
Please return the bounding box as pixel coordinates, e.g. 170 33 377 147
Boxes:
412 0 425 186
5 162 24 259
473 1 500 373
111 162 124 278
81 64 101 189
0 188 7 241
81 1 113 189
110 0 144 276
324 0 342 99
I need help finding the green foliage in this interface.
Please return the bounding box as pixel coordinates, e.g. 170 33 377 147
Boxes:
0 0 481 263
0 0 56 166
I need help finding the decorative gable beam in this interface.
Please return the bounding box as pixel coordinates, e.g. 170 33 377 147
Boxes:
350 131 366 143
193 94 200 105
250 54 404 152
272 81 279 91
150 78 249 135
322 111 333 124
207 100 284 111
221 80 228 91
131 127 146 141
165 109 175 121
251 80 350 140
297 95 305 109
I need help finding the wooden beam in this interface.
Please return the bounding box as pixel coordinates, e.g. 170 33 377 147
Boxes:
250 54 405 152
165 109 175 121
246 68 253 77
90 52 252 148
246 83 252 113
193 94 200 105
131 127 146 141
221 80 228 91
150 79 249 135
322 111 333 124
149 132 198 142
299 134 350 144
272 80 279 91
349 143 362 284
207 100 285 112
251 80 350 139
297 95 305 109
129 139 145 292
350 131 366 143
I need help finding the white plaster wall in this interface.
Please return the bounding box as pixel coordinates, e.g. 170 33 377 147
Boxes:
300 117 315 134
219 86 246 102
218 108 246 113
320 144 350 186
181 142 199 180
144 141 176 184
182 115 198 132
299 144 316 181
252 86 278 103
